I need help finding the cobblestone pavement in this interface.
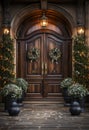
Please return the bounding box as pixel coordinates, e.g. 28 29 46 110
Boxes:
0 102 89 130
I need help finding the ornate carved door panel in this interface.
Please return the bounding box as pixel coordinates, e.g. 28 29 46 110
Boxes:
17 31 71 98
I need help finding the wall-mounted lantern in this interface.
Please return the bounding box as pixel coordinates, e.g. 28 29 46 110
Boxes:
3 27 10 34
40 13 48 28
77 26 85 35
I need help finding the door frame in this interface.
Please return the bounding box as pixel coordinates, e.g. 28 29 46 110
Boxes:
16 29 72 98
16 29 72 78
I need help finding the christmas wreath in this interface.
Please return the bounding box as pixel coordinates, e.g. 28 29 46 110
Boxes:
49 48 61 64
27 47 40 62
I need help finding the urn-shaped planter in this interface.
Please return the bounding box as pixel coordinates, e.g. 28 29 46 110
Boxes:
8 100 20 116
4 95 12 112
62 88 71 106
17 91 25 107
79 97 86 112
69 101 82 116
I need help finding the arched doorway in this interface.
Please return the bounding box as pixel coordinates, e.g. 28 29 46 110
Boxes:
16 10 72 98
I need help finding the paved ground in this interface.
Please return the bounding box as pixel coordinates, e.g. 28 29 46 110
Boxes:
0 101 89 130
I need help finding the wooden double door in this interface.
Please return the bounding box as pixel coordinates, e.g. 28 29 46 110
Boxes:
17 30 72 98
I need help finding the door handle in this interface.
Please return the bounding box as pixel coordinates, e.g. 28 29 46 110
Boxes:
42 62 44 75
42 62 47 74
45 62 47 74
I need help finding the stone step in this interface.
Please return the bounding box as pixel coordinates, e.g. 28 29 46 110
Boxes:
23 100 65 108
24 92 65 105
24 92 64 103
24 100 64 105
26 92 63 97
24 97 64 102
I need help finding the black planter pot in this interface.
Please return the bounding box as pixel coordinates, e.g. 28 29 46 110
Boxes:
71 97 86 112
4 95 14 112
17 97 23 107
79 97 85 112
85 95 89 103
8 101 20 116
69 101 82 116
62 88 71 106
17 91 26 107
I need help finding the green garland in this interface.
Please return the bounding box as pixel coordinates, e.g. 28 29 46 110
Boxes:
27 47 40 62
49 48 61 64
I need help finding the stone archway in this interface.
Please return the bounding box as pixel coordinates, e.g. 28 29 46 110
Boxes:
11 3 75 37
10 3 75 99
11 4 73 98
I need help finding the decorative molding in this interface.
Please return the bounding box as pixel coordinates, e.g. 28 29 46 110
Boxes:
11 3 74 37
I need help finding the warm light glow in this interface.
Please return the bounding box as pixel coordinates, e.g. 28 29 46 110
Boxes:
77 27 85 34
4 28 9 34
40 13 48 27
41 20 48 27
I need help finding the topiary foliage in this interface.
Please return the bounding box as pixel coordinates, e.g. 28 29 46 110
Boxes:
0 34 15 88
73 34 89 87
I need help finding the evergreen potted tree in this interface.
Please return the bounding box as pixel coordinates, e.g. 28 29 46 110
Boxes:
73 34 89 103
0 34 15 103
0 34 15 88
73 34 89 88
